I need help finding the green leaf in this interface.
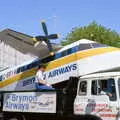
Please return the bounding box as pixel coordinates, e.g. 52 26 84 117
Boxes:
62 21 120 47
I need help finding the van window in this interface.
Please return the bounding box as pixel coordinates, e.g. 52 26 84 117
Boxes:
91 79 116 101
118 79 120 98
79 81 87 95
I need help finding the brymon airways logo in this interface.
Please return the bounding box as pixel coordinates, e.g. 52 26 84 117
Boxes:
44 63 77 78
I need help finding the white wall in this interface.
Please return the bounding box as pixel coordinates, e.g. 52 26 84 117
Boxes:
0 39 37 69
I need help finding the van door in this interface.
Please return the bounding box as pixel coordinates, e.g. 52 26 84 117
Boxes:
74 80 89 115
117 78 120 120
88 78 118 120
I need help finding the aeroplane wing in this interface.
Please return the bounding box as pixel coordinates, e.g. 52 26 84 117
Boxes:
0 29 62 57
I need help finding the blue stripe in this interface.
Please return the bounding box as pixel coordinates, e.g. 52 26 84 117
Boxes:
0 59 40 81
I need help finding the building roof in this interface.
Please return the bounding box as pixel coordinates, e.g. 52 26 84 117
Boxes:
0 28 36 45
0 28 62 46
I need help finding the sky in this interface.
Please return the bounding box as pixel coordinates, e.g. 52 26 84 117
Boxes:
0 0 120 43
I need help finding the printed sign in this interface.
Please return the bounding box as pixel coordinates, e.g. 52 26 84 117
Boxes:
3 92 56 113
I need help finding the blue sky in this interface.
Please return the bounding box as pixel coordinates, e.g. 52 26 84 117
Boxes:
0 0 120 43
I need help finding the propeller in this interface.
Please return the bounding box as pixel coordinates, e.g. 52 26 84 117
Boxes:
6 21 59 56
33 20 59 56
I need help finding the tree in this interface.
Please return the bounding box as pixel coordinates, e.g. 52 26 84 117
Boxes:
62 21 120 47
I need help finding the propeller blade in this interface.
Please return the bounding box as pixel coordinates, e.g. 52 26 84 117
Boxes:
45 40 54 55
41 20 48 36
47 34 60 39
35 34 60 40
46 40 52 51
34 35 46 41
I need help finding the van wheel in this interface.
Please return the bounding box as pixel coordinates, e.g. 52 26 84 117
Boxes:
85 115 102 120
74 115 102 120
3 114 26 120
8 118 19 120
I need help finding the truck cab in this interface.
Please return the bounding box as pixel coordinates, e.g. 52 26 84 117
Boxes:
74 72 120 120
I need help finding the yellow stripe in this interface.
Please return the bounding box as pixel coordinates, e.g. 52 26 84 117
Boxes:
0 47 119 88
77 47 119 59
0 68 37 88
45 47 119 71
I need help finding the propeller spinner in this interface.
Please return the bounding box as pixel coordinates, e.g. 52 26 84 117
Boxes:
33 20 59 56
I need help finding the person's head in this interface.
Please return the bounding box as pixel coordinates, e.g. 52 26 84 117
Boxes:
38 65 46 72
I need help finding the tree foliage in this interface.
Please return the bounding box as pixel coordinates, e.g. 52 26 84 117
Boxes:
62 21 120 47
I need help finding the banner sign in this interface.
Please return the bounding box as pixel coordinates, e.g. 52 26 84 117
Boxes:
3 92 56 113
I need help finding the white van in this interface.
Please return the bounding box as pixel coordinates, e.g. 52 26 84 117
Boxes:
74 72 120 120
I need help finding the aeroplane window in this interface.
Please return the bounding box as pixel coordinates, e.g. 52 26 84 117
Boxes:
41 55 55 63
0 75 2 81
27 64 33 69
75 46 79 51
71 46 78 53
55 53 61 59
30 60 40 67
67 48 72 55
79 44 91 51
17 68 21 73
91 43 108 48
20 66 25 72
61 50 68 57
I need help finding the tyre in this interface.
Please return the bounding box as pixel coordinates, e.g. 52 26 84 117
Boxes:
3 113 26 120
73 115 102 120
